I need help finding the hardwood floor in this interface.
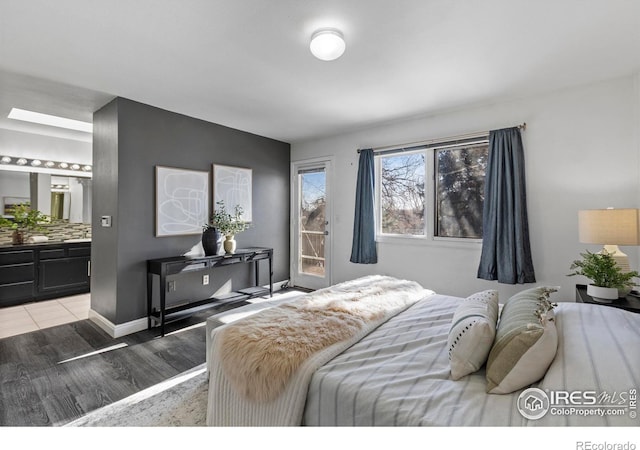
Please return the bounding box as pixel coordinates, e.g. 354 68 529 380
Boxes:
0 298 274 426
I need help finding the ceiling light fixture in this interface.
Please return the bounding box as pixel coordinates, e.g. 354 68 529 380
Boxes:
8 108 93 133
310 28 346 61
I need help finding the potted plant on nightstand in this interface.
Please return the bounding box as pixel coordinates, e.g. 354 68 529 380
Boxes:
0 203 50 245
567 250 639 302
207 200 251 254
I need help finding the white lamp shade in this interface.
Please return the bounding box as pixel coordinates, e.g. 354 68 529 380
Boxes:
578 208 640 245
310 29 346 61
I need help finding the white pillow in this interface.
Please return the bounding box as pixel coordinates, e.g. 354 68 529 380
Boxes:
486 286 559 394
447 290 499 380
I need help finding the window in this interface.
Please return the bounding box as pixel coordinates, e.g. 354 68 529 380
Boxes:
377 140 488 240
435 144 488 239
380 153 425 235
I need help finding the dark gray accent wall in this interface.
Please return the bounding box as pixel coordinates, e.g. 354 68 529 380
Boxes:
92 99 119 322
92 98 290 326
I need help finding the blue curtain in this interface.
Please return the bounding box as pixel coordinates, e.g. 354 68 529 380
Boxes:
477 127 536 284
350 149 378 264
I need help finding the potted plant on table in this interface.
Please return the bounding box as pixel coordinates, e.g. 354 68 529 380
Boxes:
205 200 251 255
0 203 50 245
567 250 639 302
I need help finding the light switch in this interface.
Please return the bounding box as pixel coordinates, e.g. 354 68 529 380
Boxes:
101 215 112 227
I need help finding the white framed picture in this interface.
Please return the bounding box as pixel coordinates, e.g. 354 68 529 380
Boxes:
213 164 252 222
155 166 209 237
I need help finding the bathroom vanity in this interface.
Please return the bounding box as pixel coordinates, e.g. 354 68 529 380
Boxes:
0 240 91 307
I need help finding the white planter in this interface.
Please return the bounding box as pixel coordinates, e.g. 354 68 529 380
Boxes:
587 284 618 303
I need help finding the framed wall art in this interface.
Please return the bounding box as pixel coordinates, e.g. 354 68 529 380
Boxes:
213 164 252 222
155 166 209 237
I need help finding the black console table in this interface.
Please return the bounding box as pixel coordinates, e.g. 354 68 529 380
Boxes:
147 247 273 336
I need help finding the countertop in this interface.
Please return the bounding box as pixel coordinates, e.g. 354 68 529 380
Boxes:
0 240 92 250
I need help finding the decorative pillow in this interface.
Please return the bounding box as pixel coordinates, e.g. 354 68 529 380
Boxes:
486 286 559 394
448 290 499 380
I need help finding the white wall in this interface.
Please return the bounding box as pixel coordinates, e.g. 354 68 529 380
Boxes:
68 178 83 223
0 171 29 216
291 75 640 302
0 128 91 164
0 171 29 200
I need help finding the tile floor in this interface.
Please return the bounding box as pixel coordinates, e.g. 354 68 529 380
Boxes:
0 294 91 339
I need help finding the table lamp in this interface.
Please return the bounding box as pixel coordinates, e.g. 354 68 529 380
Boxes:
578 208 640 273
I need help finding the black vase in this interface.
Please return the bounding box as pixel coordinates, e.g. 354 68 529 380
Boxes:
202 227 221 256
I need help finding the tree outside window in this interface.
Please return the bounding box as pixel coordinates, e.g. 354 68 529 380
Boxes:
380 153 425 235
378 143 488 239
435 145 487 239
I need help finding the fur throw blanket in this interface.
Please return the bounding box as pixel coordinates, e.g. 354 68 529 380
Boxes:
218 275 433 403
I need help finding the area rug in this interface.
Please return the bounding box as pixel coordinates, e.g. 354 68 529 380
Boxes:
64 364 209 427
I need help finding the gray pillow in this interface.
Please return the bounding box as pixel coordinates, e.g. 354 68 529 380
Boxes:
486 286 559 394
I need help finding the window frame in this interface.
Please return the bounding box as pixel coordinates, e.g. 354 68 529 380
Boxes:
374 138 488 246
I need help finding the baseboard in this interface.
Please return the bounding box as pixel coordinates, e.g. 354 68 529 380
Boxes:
88 310 147 339
266 279 290 291
88 279 290 338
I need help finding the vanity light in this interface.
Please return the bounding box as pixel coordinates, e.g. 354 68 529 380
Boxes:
310 28 346 61
0 154 92 177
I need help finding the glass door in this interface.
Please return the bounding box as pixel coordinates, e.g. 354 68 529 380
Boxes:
292 160 331 290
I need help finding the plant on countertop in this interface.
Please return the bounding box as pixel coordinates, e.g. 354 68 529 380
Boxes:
0 203 50 233
567 250 638 290
205 200 251 236
0 203 50 244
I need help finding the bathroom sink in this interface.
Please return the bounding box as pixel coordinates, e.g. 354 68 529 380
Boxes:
64 238 92 242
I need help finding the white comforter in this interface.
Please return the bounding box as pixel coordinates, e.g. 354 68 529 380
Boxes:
304 295 640 426
206 275 433 426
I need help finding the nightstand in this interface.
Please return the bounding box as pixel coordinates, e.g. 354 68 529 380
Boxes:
575 284 640 314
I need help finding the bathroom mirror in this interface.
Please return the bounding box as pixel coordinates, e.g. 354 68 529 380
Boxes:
0 169 92 223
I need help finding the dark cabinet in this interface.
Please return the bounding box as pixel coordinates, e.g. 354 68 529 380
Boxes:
0 250 35 307
39 256 90 294
0 242 91 307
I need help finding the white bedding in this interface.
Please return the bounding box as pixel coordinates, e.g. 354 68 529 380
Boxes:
304 294 640 426
206 275 433 426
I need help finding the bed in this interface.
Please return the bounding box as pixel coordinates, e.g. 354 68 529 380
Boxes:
206 276 640 427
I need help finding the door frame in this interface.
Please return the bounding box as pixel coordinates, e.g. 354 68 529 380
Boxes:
290 156 334 290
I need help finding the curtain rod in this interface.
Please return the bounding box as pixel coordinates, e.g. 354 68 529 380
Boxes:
357 122 526 154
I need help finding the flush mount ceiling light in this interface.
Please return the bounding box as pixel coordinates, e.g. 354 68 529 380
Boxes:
310 28 346 61
8 108 93 133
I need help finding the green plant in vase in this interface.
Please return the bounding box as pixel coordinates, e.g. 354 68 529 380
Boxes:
0 203 50 245
209 200 251 254
567 250 638 302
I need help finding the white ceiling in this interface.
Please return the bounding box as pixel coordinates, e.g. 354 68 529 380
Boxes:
1 0 639 147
